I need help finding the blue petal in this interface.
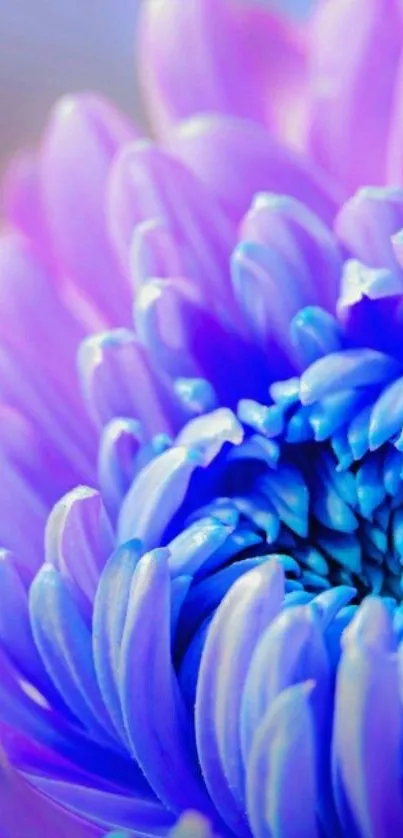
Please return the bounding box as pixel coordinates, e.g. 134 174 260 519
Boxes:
300 350 400 405
168 516 234 578
92 540 142 739
246 682 318 838
369 376 403 450
333 599 403 836
119 549 213 815
195 561 284 835
118 446 203 548
29 566 119 749
291 306 343 367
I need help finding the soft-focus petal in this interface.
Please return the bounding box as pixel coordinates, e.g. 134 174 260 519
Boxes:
307 0 403 193
40 94 136 324
0 749 102 838
138 0 306 140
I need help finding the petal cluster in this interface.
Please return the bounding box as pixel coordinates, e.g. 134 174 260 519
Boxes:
2 152 403 836
2 2 403 836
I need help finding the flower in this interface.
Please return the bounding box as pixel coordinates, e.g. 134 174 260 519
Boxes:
142 0 403 196
1 1 403 837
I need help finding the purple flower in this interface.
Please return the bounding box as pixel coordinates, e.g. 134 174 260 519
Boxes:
1 2 403 838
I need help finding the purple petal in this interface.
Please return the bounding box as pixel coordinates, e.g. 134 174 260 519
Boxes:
387 50 403 182
290 307 343 368
241 193 341 311
97 419 145 522
240 607 327 764
168 516 235 578
130 217 188 288
107 141 235 315
0 754 102 838
135 277 266 406
231 241 305 375
306 0 403 193
335 187 403 271
138 0 306 138
29 777 172 833
40 94 136 324
176 408 243 465
78 328 175 437
170 115 340 229
0 234 96 482
45 487 114 603
337 260 403 357
1 151 52 263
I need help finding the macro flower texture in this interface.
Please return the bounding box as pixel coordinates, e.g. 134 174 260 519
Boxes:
2 0 403 836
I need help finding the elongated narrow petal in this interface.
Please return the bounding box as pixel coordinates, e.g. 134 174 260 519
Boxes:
78 328 175 437
119 549 213 814
40 94 136 324
246 682 318 838
45 487 114 602
107 141 235 315
333 599 403 836
307 0 403 192
195 561 284 834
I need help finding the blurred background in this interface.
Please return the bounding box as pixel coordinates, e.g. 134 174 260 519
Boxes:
0 0 318 173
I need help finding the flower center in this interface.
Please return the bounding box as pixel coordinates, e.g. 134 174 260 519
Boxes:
170 381 403 695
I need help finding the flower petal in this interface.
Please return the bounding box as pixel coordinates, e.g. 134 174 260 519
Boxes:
119 548 214 815
306 0 403 192
45 487 114 603
78 328 175 436
40 94 136 324
246 682 318 838
107 141 235 316
195 560 284 835
332 598 403 836
138 0 306 139
170 115 340 228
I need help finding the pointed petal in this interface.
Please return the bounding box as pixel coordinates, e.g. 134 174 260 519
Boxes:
0 752 102 838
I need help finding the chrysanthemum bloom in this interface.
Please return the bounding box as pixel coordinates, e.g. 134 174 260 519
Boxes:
2 2 403 837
